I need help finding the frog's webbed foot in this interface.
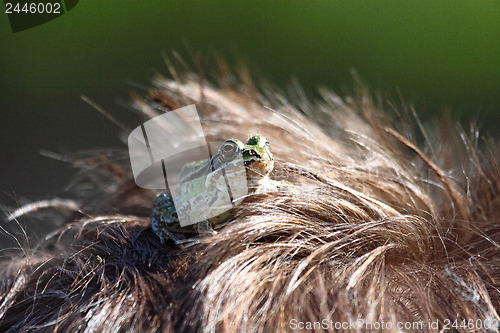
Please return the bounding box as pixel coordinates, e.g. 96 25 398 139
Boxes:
274 180 299 194
151 216 186 244
151 192 186 245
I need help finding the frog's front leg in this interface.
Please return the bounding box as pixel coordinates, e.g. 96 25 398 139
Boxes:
151 192 186 244
195 219 218 235
253 177 298 194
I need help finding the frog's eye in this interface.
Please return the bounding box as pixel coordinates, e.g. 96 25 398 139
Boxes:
220 140 240 162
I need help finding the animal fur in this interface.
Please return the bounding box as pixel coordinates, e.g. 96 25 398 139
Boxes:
0 67 499 332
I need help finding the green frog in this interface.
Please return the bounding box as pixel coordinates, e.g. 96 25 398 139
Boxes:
151 135 289 243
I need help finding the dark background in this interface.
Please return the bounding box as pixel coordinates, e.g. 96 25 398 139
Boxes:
1 1 499 225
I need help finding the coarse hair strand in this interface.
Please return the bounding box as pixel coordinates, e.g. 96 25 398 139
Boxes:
1 65 499 332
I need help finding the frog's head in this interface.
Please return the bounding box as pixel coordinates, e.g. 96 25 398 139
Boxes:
219 135 274 180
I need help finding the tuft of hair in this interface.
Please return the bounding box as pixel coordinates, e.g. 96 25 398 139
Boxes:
1 65 500 333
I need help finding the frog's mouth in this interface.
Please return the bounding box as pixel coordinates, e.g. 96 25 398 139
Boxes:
245 160 274 177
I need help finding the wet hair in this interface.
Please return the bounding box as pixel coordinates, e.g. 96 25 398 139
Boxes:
1 67 499 332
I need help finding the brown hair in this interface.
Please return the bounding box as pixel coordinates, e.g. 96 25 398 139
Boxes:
1 69 499 332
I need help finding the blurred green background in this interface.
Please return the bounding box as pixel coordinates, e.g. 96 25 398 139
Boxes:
1 0 499 208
